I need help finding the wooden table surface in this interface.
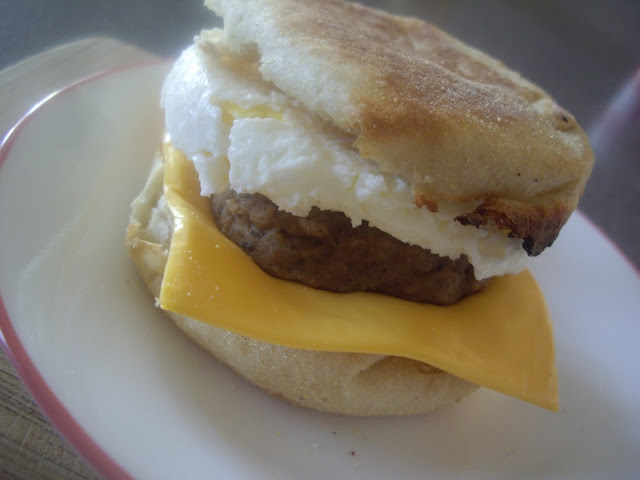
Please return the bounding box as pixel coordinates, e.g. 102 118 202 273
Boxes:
0 38 157 480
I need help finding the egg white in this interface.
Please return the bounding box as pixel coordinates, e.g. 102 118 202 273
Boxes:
161 42 528 280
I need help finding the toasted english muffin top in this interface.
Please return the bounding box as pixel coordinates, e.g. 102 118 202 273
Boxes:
203 0 593 254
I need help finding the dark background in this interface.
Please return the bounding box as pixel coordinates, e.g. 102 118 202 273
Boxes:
2 0 640 265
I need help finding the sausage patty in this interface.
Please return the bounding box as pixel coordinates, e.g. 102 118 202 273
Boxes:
210 190 488 305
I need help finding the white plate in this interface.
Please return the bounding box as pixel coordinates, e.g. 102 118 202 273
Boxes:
1 64 639 480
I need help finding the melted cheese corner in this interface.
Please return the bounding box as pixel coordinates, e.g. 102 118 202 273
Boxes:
159 143 558 410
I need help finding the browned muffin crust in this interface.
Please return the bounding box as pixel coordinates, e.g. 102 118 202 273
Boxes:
211 189 487 305
453 197 571 256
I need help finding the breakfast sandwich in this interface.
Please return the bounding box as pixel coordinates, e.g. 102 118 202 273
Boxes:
126 0 593 415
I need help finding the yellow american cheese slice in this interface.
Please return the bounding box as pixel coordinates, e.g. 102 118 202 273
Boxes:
159 143 558 410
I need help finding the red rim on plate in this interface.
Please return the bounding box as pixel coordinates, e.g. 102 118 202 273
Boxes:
0 61 168 480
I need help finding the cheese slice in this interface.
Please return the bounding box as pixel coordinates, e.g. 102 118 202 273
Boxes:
159 143 558 410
